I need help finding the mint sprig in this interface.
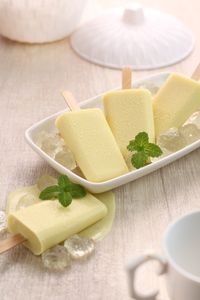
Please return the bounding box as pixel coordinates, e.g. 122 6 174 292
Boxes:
58 192 72 207
127 132 163 169
39 175 86 207
131 151 148 169
39 185 60 200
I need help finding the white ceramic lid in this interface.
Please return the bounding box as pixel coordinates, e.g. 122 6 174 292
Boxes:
70 3 195 70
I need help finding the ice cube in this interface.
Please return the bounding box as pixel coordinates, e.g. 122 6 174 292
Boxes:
41 135 59 158
16 194 39 210
157 127 186 152
36 131 65 158
179 124 200 144
0 211 7 235
184 110 200 129
53 134 65 152
42 245 71 271
64 235 95 260
55 148 76 170
35 131 50 148
139 82 160 95
37 175 57 191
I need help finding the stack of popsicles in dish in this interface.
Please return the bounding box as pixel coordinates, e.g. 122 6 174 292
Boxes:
56 66 200 181
56 68 155 181
2 65 200 256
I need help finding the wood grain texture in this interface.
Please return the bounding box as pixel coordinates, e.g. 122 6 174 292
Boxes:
0 0 200 299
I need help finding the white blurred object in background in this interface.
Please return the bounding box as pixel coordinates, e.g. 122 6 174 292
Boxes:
0 0 87 43
70 2 195 70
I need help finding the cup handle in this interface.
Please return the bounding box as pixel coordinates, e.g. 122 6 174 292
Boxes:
126 253 167 300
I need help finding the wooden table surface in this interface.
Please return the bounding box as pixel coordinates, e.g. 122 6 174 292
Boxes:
1 0 200 299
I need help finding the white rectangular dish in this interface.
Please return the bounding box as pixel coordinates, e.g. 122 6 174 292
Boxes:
25 72 200 193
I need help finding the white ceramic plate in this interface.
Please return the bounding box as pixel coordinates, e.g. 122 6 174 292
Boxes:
25 72 200 193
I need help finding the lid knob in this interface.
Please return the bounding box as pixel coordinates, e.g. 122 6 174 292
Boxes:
123 3 144 25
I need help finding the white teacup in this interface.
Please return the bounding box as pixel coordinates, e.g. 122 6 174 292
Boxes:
126 211 200 300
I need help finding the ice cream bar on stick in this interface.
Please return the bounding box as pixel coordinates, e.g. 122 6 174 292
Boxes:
103 67 155 159
56 91 128 182
0 193 107 255
153 63 200 137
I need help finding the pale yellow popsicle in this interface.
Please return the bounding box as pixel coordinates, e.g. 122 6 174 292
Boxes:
153 73 200 137
55 108 128 182
79 191 115 241
103 89 155 159
8 194 107 255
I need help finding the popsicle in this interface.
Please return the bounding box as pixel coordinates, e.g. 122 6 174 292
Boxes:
153 64 200 137
103 68 155 159
56 92 128 182
4 193 107 255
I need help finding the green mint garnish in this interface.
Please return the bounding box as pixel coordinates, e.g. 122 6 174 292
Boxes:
144 143 163 157
39 175 86 207
58 175 71 189
69 183 87 198
58 191 72 207
131 151 149 169
127 132 163 169
39 186 60 200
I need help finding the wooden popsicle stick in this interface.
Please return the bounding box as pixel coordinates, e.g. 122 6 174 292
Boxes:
0 234 26 254
122 67 132 89
192 63 200 81
62 91 80 111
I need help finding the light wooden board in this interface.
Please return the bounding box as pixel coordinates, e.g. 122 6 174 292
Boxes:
1 0 200 299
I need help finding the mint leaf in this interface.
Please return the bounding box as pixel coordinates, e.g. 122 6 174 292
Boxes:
135 132 149 145
144 143 163 157
58 192 72 207
127 132 163 169
39 174 87 207
58 175 71 189
39 185 61 200
127 140 138 152
127 132 149 152
64 182 86 198
131 151 148 169
70 183 87 198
